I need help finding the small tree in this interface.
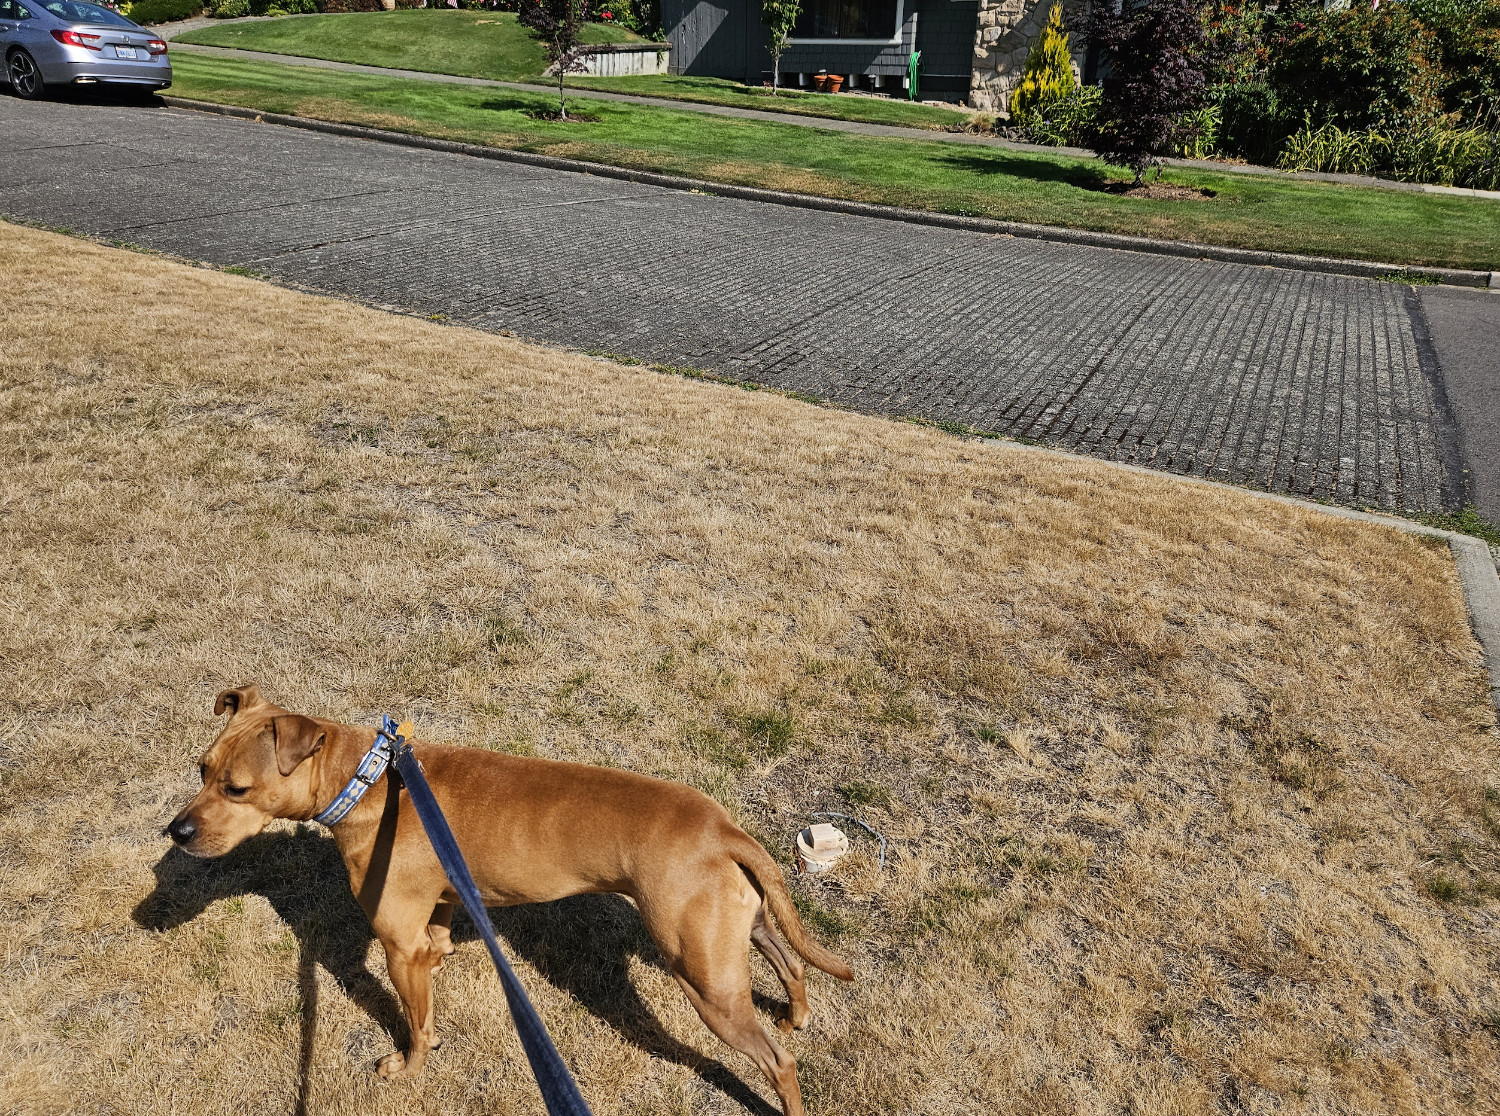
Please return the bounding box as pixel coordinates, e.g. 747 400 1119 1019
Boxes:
762 0 802 95
519 0 592 120
1085 0 1206 182
1009 3 1077 120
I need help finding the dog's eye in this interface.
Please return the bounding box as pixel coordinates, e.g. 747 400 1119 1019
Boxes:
226 784 251 798
199 763 207 784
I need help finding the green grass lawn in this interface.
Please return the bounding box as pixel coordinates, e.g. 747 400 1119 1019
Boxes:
563 74 980 130
176 10 640 83
175 10 982 129
164 53 1500 270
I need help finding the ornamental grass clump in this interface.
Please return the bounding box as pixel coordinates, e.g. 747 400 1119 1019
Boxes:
1009 3 1076 120
1280 120 1500 188
1017 84 1101 147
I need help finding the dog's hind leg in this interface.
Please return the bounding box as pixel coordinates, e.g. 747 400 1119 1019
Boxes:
657 887 804 1116
672 958 803 1116
751 903 810 1033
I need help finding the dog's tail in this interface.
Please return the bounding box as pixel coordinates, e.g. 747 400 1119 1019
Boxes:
730 833 855 981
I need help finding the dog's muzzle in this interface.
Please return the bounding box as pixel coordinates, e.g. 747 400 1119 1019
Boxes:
166 815 197 845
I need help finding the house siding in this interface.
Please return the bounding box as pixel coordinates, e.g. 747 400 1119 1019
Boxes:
664 0 753 77
663 0 980 99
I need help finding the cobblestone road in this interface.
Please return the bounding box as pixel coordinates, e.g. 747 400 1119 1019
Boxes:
2 98 1466 512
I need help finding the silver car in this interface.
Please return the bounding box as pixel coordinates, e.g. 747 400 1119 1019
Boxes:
2 0 170 99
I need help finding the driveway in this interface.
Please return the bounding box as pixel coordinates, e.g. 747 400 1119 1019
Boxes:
1 96 1477 515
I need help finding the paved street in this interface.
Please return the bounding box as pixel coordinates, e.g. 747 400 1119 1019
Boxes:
2 96 1477 514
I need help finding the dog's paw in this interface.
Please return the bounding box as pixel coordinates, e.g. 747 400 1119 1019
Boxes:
774 1006 808 1033
376 1052 408 1080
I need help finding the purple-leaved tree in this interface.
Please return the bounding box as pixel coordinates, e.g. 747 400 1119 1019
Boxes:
519 0 593 120
1085 0 1206 182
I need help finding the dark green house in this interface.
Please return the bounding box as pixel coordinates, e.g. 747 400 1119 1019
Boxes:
660 0 1088 109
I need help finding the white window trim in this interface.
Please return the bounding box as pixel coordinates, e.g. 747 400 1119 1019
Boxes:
786 0 905 46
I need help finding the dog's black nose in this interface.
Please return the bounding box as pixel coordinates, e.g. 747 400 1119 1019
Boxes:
166 816 197 845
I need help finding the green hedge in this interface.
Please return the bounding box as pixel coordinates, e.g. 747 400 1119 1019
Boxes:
125 0 204 23
1207 82 1297 166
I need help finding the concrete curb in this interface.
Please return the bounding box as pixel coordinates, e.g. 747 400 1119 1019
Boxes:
157 97 1495 289
1453 536 1500 717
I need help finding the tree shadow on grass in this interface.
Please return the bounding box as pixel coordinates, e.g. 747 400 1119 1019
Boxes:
933 146 1118 190
132 829 777 1116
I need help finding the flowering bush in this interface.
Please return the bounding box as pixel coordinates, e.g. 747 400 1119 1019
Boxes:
1198 0 1268 86
1267 2 1442 130
1404 0 1500 125
587 0 657 34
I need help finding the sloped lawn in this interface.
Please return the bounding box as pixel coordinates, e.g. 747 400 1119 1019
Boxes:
177 9 640 82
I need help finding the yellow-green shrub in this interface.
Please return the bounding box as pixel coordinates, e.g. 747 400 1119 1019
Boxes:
1009 3 1077 119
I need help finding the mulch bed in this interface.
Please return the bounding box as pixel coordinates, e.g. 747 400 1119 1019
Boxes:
522 108 602 123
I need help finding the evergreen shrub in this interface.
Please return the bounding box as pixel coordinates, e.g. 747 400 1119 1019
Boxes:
1010 3 1076 120
1210 81 1296 165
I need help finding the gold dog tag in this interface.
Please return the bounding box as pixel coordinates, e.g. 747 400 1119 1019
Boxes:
395 720 415 742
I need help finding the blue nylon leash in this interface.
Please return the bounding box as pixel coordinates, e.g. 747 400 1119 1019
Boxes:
378 715 593 1116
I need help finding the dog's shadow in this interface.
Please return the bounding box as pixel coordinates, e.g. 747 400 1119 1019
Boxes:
132 829 777 1116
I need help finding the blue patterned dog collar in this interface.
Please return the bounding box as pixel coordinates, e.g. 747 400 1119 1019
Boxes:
312 715 404 827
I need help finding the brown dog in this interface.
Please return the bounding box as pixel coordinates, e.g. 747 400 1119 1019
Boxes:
166 684 853 1115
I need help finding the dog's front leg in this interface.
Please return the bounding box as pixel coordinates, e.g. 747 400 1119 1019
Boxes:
375 921 446 1080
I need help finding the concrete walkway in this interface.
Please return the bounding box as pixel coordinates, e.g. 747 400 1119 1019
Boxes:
0 96 1475 515
159 37 1500 201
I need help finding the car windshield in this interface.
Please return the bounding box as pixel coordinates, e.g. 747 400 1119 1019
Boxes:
39 0 135 26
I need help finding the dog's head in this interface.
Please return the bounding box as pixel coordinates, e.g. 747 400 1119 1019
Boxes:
165 684 328 857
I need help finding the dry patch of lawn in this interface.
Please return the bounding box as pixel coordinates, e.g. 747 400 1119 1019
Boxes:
1 222 1498 1116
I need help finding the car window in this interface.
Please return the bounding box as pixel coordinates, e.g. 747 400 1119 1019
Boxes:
39 0 135 25
1 0 33 18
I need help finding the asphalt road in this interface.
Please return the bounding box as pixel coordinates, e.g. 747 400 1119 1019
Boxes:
1418 286 1500 524
3 95 1488 516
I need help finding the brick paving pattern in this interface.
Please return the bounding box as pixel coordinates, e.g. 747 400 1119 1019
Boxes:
2 98 1462 512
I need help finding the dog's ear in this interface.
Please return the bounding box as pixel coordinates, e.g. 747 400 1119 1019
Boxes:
215 684 263 717
271 714 326 777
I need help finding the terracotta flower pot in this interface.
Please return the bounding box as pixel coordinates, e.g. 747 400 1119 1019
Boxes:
826 74 844 93
812 73 829 92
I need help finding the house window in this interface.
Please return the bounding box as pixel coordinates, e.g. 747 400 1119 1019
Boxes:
792 0 900 39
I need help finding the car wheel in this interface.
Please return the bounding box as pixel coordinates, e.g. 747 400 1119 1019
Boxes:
8 49 44 100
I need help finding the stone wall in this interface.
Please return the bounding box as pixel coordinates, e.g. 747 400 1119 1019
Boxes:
969 0 1088 114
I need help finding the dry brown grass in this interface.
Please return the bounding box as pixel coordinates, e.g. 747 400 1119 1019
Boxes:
2 221 1498 1116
